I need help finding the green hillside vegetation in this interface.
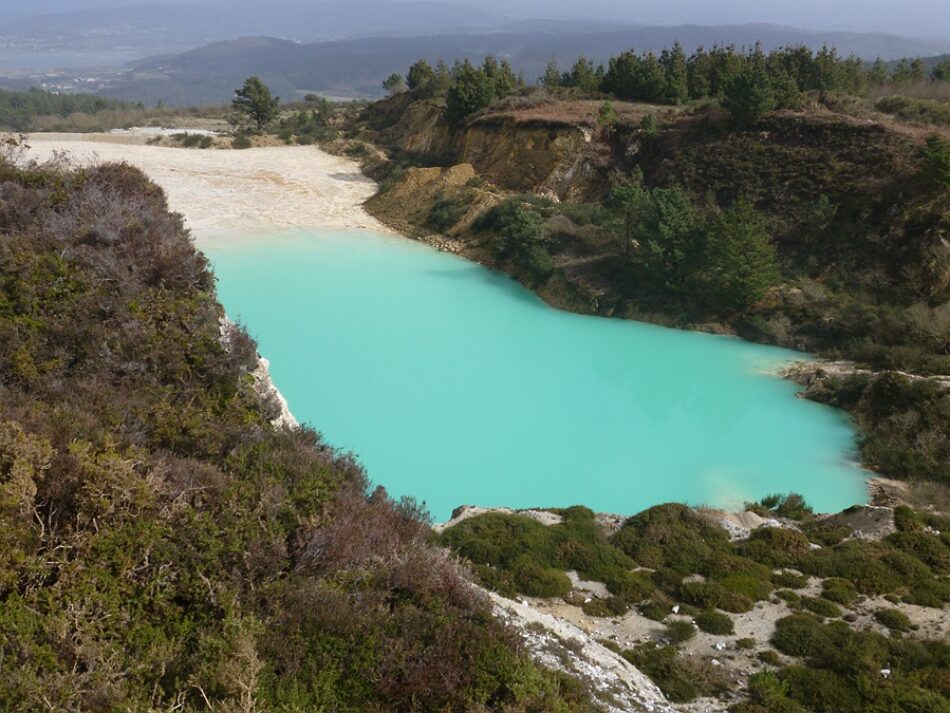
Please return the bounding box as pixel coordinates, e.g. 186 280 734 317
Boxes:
0 144 588 711
0 87 228 133
440 501 950 710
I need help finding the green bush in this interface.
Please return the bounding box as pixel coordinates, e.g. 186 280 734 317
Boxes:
771 570 808 589
886 531 950 573
582 596 628 617
801 520 851 546
426 192 469 232
678 580 754 613
511 557 572 598
771 615 828 657
612 504 731 573
821 578 858 606
779 667 864 713
802 539 934 597
735 637 756 650
738 527 811 568
759 494 813 520
874 607 911 632
894 505 925 533
665 620 697 643
622 644 702 702
604 570 655 602
231 135 252 149
800 596 841 618
718 574 773 601
775 589 800 602
694 610 734 635
922 134 950 189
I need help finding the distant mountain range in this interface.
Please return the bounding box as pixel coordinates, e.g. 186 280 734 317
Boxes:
0 1 501 60
11 23 941 106
1 0 948 105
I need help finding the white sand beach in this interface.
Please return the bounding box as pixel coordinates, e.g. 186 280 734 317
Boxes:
24 132 389 245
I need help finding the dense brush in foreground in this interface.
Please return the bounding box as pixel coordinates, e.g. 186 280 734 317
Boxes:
0 147 588 711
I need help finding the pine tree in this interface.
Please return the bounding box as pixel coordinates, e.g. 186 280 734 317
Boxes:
705 199 779 311
723 68 776 124
869 58 889 84
231 76 279 133
662 41 689 104
542 58 562 90
407 59 435 91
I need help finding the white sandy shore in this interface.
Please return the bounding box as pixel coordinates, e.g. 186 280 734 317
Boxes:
24 132 389 246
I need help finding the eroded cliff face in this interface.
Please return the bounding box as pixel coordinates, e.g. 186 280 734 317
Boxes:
457 117 605 200
361 94 615 201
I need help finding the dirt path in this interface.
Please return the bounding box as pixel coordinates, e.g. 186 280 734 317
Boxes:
24 132 389 246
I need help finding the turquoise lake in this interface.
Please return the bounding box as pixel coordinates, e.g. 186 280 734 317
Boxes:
207 229 869 521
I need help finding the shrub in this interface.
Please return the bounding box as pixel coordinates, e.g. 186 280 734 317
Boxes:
694 610 734 635
771 570 808 589
679 580 753 613
738 527 811 568
510 557 572 598
622 644 702 702
718 574 773 601
771 615 828 657
800 597 841 619
874 607 911 632
922 134 950 189
604 570 655 602
612 504 731 573
665 620 697 643
582 596 628 617
231 135 252 149
426 192 469 232
821 578 858 606
801 520 851 546
886 531 950 573
775 589 800 602
639 594 673 621
735 637 756 650
802 540 933 596
758 649 782 666
893 505 925 533
779 667 864 713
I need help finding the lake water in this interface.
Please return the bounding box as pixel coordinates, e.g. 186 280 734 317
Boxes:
207 229 869 521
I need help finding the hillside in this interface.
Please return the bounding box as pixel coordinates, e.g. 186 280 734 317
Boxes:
0 144 591 710
342 52 950 497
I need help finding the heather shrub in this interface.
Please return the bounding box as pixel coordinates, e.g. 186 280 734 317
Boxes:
694 610 734 635
665 619 697 643
821 578 858 605
800 596 842 618
874 607 912 632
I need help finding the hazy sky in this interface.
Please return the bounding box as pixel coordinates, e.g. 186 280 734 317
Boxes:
3 0 949 37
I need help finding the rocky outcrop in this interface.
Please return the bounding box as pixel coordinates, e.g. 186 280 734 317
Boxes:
458 117 604 199
490 592 680 713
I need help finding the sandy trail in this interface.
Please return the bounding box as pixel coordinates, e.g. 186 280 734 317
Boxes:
24 133 389 246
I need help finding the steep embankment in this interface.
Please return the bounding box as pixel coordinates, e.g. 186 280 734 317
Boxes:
0 146 607 711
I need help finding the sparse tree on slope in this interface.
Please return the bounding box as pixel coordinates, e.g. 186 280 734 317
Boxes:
231 76 279 133
705 199 779 310
542 58 562 90
383 73 407 96
445 60 495 125
407 59 435 91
